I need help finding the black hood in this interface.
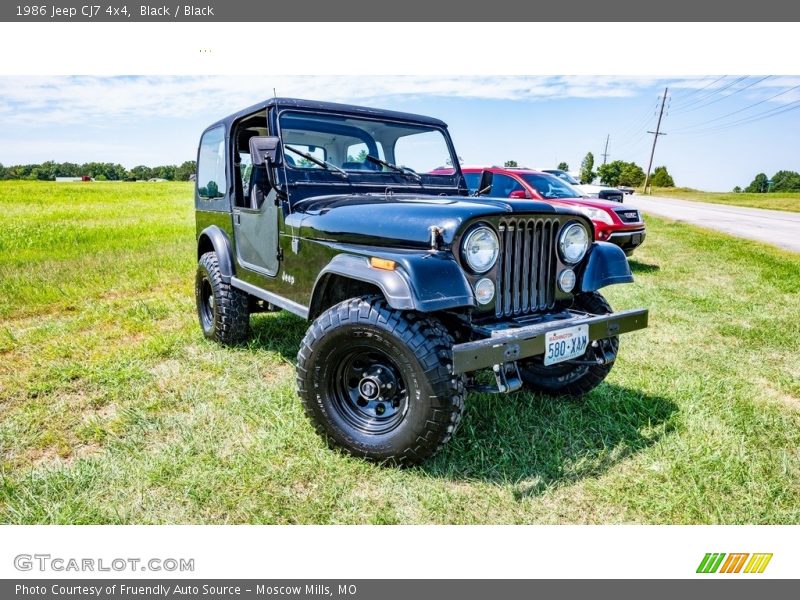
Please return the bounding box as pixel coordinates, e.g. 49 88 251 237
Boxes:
288 193 583 249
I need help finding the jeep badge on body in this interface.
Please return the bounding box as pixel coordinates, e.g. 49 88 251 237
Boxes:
193 98 648 465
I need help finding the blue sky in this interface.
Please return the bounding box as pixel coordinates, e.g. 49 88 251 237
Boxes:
0 75 797 191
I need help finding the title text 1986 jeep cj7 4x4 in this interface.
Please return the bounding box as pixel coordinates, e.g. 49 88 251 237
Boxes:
194 98 648 465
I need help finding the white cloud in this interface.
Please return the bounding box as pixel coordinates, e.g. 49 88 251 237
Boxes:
0 75 681 127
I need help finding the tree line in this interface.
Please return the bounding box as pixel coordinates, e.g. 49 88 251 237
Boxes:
568 153 675 188
0 160 196 181
736 170 800 193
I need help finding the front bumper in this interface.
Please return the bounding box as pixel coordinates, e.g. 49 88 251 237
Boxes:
608 228 646 252
452 308 648 374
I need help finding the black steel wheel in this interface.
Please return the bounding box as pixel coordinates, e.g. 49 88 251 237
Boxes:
297 296 464 466
331 347 409 435
195 251 250 345
519 291 618 397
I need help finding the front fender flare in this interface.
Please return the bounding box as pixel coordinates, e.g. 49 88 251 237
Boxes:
311 252 475 316
578 241 633 292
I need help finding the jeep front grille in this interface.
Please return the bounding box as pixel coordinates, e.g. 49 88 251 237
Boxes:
495 218 559 317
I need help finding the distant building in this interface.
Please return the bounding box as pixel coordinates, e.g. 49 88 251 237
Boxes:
55 176 93 182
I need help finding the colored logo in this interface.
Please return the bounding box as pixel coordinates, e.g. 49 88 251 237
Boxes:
697 553 773 574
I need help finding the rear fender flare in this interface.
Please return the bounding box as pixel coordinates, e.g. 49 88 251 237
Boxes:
197 225 234 282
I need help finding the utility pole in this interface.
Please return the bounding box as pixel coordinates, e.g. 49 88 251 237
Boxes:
601 134 610 165
643 87 668 194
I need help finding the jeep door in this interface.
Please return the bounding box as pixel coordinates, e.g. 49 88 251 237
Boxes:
231 129 280 277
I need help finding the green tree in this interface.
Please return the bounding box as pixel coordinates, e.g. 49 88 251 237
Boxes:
152 165 177 180
650 165 675 187
579 152 595 184
770 170 800 192
597 162 622 186
504 160 518 168
619 162 645 186
745 173 769 193
129 165 153 181
175 160 197 181
733 186 742 193
557 161 569 171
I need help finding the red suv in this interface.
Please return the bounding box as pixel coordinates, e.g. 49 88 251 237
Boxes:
458 167 646 256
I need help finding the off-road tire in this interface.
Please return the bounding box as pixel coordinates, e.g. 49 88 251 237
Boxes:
195 251 250 345
296 296 465 466
519 291 618 397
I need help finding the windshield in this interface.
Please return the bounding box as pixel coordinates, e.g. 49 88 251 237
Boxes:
278 111 456 175
546 170 580 185
520 173 582 199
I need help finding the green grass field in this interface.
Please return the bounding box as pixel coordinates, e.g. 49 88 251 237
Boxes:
645 187 800 212
1 180 799 524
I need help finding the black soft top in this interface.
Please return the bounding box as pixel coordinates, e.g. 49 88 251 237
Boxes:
207 97 448 131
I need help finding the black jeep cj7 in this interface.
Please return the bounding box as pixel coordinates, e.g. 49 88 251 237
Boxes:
194 98 648 465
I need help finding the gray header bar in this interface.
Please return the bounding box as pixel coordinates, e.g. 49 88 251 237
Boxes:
3 1 800 21
3 579 798 600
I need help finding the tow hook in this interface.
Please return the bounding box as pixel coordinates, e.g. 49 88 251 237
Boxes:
492 362 523 393
591 339 618 365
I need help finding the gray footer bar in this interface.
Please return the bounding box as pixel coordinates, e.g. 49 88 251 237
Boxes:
3 580 795 600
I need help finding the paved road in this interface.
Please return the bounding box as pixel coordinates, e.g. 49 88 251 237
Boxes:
627 195 800 253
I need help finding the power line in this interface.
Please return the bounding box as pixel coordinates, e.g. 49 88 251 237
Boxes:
671 83 800 133
672 98 800 137
670 75 727 108
613 102 658 145
670 76 748 113
671 76 771 115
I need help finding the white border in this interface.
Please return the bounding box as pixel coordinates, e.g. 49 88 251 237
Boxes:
1 525 796 579
0 22 798 75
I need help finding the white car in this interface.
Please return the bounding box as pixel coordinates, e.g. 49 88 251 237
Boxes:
542 169 624 203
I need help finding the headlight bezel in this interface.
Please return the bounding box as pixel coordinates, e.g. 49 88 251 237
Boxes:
558 221 590 265
461 224 500 274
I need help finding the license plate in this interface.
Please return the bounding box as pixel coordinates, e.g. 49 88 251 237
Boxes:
543 324 589 366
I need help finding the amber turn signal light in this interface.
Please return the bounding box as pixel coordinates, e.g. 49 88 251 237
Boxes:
369 257 396 271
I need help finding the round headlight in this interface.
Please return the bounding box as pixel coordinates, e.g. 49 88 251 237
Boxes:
474 278 495 305
559 222 589 264
462 226 499 273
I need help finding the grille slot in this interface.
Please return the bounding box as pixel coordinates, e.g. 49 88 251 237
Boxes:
496 218 559 317
614 208 641 223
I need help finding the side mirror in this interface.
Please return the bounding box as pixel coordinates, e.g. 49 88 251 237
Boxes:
509 189 528 199
249 136 281 166
476 170 493 196
249 136 283 198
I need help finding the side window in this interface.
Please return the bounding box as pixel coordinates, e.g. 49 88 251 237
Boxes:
197 126 227 200
491 173 524 197
463 172 481 193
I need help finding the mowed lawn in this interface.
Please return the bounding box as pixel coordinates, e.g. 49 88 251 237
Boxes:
1 180 799 524
646 187 800 213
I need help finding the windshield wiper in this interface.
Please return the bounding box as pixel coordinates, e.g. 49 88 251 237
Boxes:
284 145 348 178
365 155 422 182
